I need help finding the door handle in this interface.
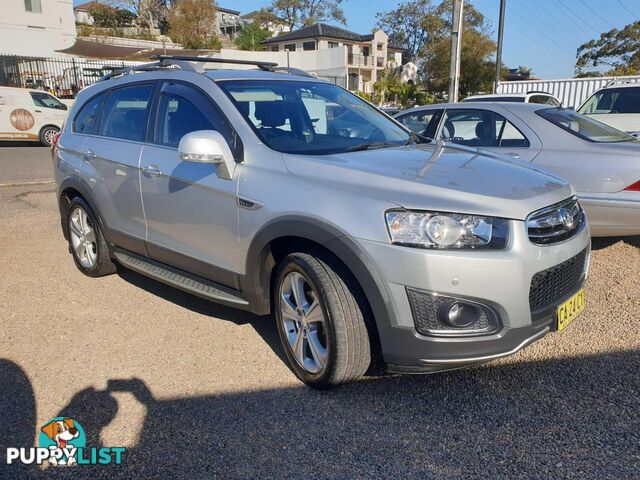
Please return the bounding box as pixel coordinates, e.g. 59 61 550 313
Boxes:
142 164 162 178
506 152 520 159
35 109 42 113
82 149 97 161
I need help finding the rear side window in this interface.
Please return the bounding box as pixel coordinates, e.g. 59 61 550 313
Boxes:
99 84 154 142
73 92 106 135
30 92 65 110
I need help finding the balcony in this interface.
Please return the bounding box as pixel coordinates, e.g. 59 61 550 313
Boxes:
348 54 374 67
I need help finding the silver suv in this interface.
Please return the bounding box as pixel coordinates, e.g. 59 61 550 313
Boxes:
53 56 590 389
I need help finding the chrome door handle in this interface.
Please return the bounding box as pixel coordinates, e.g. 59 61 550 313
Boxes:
142 164 162 177
82 149 97 161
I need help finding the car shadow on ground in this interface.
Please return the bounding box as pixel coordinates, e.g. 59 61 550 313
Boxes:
591 235 640 250
116 267 288 366
2 347 638 479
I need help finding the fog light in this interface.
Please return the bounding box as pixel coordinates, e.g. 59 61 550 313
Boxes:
439 301 481 328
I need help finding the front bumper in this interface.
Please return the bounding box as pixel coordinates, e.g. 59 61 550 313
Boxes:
357 218 591 370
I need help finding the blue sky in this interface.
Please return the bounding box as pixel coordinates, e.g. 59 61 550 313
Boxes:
75 0 639 79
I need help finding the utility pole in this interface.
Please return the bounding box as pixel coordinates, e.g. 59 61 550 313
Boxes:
448 0 464 103
494 0 506 93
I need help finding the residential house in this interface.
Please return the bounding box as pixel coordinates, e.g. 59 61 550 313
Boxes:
217 6 242 40
240 10 291 37
0 0 76 57
261 24 404 94
73 1 99 25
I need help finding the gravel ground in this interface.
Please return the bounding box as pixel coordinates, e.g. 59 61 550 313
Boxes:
0 186 639 479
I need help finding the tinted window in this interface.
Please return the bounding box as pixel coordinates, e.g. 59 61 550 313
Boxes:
154 89 214 148
30 92 65 109
397 111 435 135
578 87 640 115
439 109 529 147
99 84 153 142
537 108 636 143
219 80 413 155
73 93 106 135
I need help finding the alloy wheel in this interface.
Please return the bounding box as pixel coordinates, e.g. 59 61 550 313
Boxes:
69 206 98 269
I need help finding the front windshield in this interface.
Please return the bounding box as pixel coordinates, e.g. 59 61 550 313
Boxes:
578 87 640 115
218 80 413 155
537 108 636 143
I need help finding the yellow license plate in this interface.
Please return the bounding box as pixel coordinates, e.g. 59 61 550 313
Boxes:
557 288 585 332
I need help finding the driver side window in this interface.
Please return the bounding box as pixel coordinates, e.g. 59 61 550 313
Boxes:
438 109 529 148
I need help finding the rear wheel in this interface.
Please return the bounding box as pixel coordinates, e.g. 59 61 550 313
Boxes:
274 252 371 389
67 198 116 277
39 126 59 147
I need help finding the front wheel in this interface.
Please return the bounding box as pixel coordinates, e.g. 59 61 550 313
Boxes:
39 126 59 147
274 252 371 389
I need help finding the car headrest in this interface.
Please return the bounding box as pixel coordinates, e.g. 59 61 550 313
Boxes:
475 120 492 141
255 101 287 128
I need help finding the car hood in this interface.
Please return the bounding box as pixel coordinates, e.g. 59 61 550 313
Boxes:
282 142 573 220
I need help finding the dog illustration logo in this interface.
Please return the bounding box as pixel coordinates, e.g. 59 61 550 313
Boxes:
38 417 86 466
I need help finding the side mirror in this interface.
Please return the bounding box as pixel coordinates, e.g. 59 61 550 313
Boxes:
59 104 68 111
177 130 235 180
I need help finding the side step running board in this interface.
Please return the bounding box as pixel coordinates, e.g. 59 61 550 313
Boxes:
114 251 249 307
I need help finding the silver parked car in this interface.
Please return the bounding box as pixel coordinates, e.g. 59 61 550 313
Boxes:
395 102 640 237
53 56 590 389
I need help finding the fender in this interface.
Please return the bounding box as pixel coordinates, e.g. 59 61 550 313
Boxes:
241 216 398 345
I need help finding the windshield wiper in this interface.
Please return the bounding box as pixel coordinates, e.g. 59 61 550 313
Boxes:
345 141 405 152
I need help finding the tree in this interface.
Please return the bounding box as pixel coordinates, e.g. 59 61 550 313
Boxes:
261 0 346 31
168 0 220 49
235 22 271 51
576 21 640 76
414 0 498 97
375 0 434 61
517 65 532 77
105 0 170 30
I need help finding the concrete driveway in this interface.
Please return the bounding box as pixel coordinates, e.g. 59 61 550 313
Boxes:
1 159 639 478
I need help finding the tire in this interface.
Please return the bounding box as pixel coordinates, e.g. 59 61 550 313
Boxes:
66 197 116 277
274 252 371 389
39 125 59 147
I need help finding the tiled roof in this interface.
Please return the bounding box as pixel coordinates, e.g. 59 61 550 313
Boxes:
262 23 376 44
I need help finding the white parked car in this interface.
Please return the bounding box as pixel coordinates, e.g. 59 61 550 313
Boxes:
0 86 68 146
577 83 640 137
464 91 561 106
395 102 640 237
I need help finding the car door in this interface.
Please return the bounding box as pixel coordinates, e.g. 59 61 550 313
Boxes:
29 91 67 130
81 82 155 254
139 80 242 287
0 89 40 142
436 107 541 161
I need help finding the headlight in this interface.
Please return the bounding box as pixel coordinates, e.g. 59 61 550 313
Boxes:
385 210 509 249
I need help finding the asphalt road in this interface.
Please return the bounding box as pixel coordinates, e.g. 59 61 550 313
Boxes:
1 183 639 478
0 144 53 185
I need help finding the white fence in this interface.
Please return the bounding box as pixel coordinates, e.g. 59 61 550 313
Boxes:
497 75 640 108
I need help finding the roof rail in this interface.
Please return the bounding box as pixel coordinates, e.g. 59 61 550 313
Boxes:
99 59 198 81
151 54 278 71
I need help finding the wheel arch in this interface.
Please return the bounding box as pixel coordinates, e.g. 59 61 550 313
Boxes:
58 177 107 242
242 216 396 357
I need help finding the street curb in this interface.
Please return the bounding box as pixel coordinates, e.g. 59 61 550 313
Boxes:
0 180 55 188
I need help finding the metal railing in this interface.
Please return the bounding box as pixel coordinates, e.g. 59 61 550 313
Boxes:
0 55 143 99
348 54 374 67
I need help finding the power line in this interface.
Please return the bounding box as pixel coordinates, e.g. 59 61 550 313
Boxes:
504 26 576 64
556 0 601 35
579 0 615 29
616 0 637 18
520 1 584 45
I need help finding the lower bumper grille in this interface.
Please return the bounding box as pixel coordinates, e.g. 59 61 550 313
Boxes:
529 249 587 312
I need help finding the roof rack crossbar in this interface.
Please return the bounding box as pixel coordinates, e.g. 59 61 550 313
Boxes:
151 54 278 71
99 60 198 81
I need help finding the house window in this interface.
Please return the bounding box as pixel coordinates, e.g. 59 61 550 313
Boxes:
24 0 42 13
377 43 384 51
270 45 279 52
284 44 296 52
328 42 339 48
303 41 316 51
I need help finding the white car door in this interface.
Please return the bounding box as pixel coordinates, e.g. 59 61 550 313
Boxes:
0 89 39 142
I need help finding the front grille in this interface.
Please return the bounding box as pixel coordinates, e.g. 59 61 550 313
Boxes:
527 196 584 245
529 249 587 312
